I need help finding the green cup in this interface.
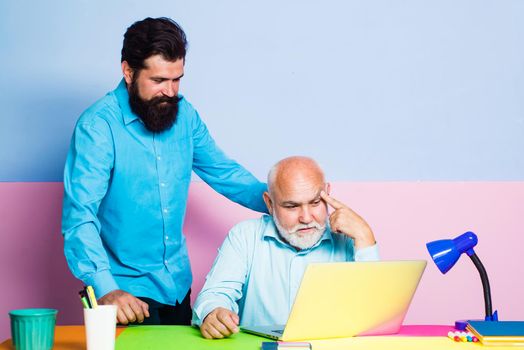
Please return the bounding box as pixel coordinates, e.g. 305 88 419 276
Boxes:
9 308 58 350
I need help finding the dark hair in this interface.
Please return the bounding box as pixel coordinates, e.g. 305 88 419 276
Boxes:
121 17 188 70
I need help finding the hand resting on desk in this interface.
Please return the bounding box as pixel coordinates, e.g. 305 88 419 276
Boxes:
98 289 150 324
200 307 239 339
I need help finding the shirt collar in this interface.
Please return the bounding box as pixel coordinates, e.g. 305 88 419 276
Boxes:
262 215 334 251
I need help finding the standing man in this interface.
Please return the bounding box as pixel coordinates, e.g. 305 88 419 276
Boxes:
62 17 266 326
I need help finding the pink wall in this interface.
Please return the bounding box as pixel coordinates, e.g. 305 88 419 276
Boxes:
1 182 523 341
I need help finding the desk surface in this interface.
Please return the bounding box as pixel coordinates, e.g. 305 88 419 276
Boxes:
0 325 519 349
0 326 126 350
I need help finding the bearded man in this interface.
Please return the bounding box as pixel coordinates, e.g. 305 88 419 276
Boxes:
62 17 267 326
193 156 380 339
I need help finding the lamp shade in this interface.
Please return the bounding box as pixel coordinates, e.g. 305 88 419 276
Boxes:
426 231 478 274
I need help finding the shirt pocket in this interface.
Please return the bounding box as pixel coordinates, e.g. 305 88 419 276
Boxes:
166 135 193 181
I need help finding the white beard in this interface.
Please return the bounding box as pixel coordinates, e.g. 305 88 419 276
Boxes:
273 216 326 250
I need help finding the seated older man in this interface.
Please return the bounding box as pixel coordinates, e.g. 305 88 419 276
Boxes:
192 156 379 339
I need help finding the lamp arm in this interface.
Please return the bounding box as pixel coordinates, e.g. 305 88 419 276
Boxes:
468 253 493 320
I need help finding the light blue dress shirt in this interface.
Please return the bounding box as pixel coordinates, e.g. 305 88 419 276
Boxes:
193 215 380 326
62 79 267 305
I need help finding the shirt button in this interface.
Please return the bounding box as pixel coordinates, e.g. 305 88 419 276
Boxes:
164 260 168 264
163 208 168 213
160 182 166 187
157 156 162 161
165 236 169 240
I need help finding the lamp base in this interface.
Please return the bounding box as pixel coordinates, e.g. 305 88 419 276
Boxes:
485 310 499 321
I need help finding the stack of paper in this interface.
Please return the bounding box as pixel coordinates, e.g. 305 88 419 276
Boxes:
467 321 524 346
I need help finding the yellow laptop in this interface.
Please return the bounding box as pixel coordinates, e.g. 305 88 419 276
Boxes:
241 260 426 341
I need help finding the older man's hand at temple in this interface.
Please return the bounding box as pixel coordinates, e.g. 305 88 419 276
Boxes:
320 191 376 249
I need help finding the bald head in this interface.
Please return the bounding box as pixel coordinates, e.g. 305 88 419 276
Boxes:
263 156 329 250
267 156 325 198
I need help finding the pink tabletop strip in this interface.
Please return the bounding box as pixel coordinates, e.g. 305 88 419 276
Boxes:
394 325 455 337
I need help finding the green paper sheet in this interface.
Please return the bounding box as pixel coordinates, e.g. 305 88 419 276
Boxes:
116 325 265 350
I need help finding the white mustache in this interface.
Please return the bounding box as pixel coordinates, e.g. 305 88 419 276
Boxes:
289 221 326 234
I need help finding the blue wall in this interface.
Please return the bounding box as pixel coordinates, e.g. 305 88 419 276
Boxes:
1 0 523 181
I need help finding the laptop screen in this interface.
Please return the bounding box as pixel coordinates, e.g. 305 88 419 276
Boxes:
282 260 426 341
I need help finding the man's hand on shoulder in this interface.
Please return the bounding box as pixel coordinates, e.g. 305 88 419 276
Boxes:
98 289 150 325
200 307 239 339
320 191 376 249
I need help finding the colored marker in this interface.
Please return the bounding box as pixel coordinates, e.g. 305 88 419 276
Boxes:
79 289 91 308
86 285 98 308
80 296 90 309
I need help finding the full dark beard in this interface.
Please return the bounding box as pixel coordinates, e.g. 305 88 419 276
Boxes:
128 80 180 133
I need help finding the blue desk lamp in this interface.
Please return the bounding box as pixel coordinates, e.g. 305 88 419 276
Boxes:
426 231 498 321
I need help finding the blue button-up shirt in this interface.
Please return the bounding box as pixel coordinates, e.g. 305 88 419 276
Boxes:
62 80 267 305
193 215 380 326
